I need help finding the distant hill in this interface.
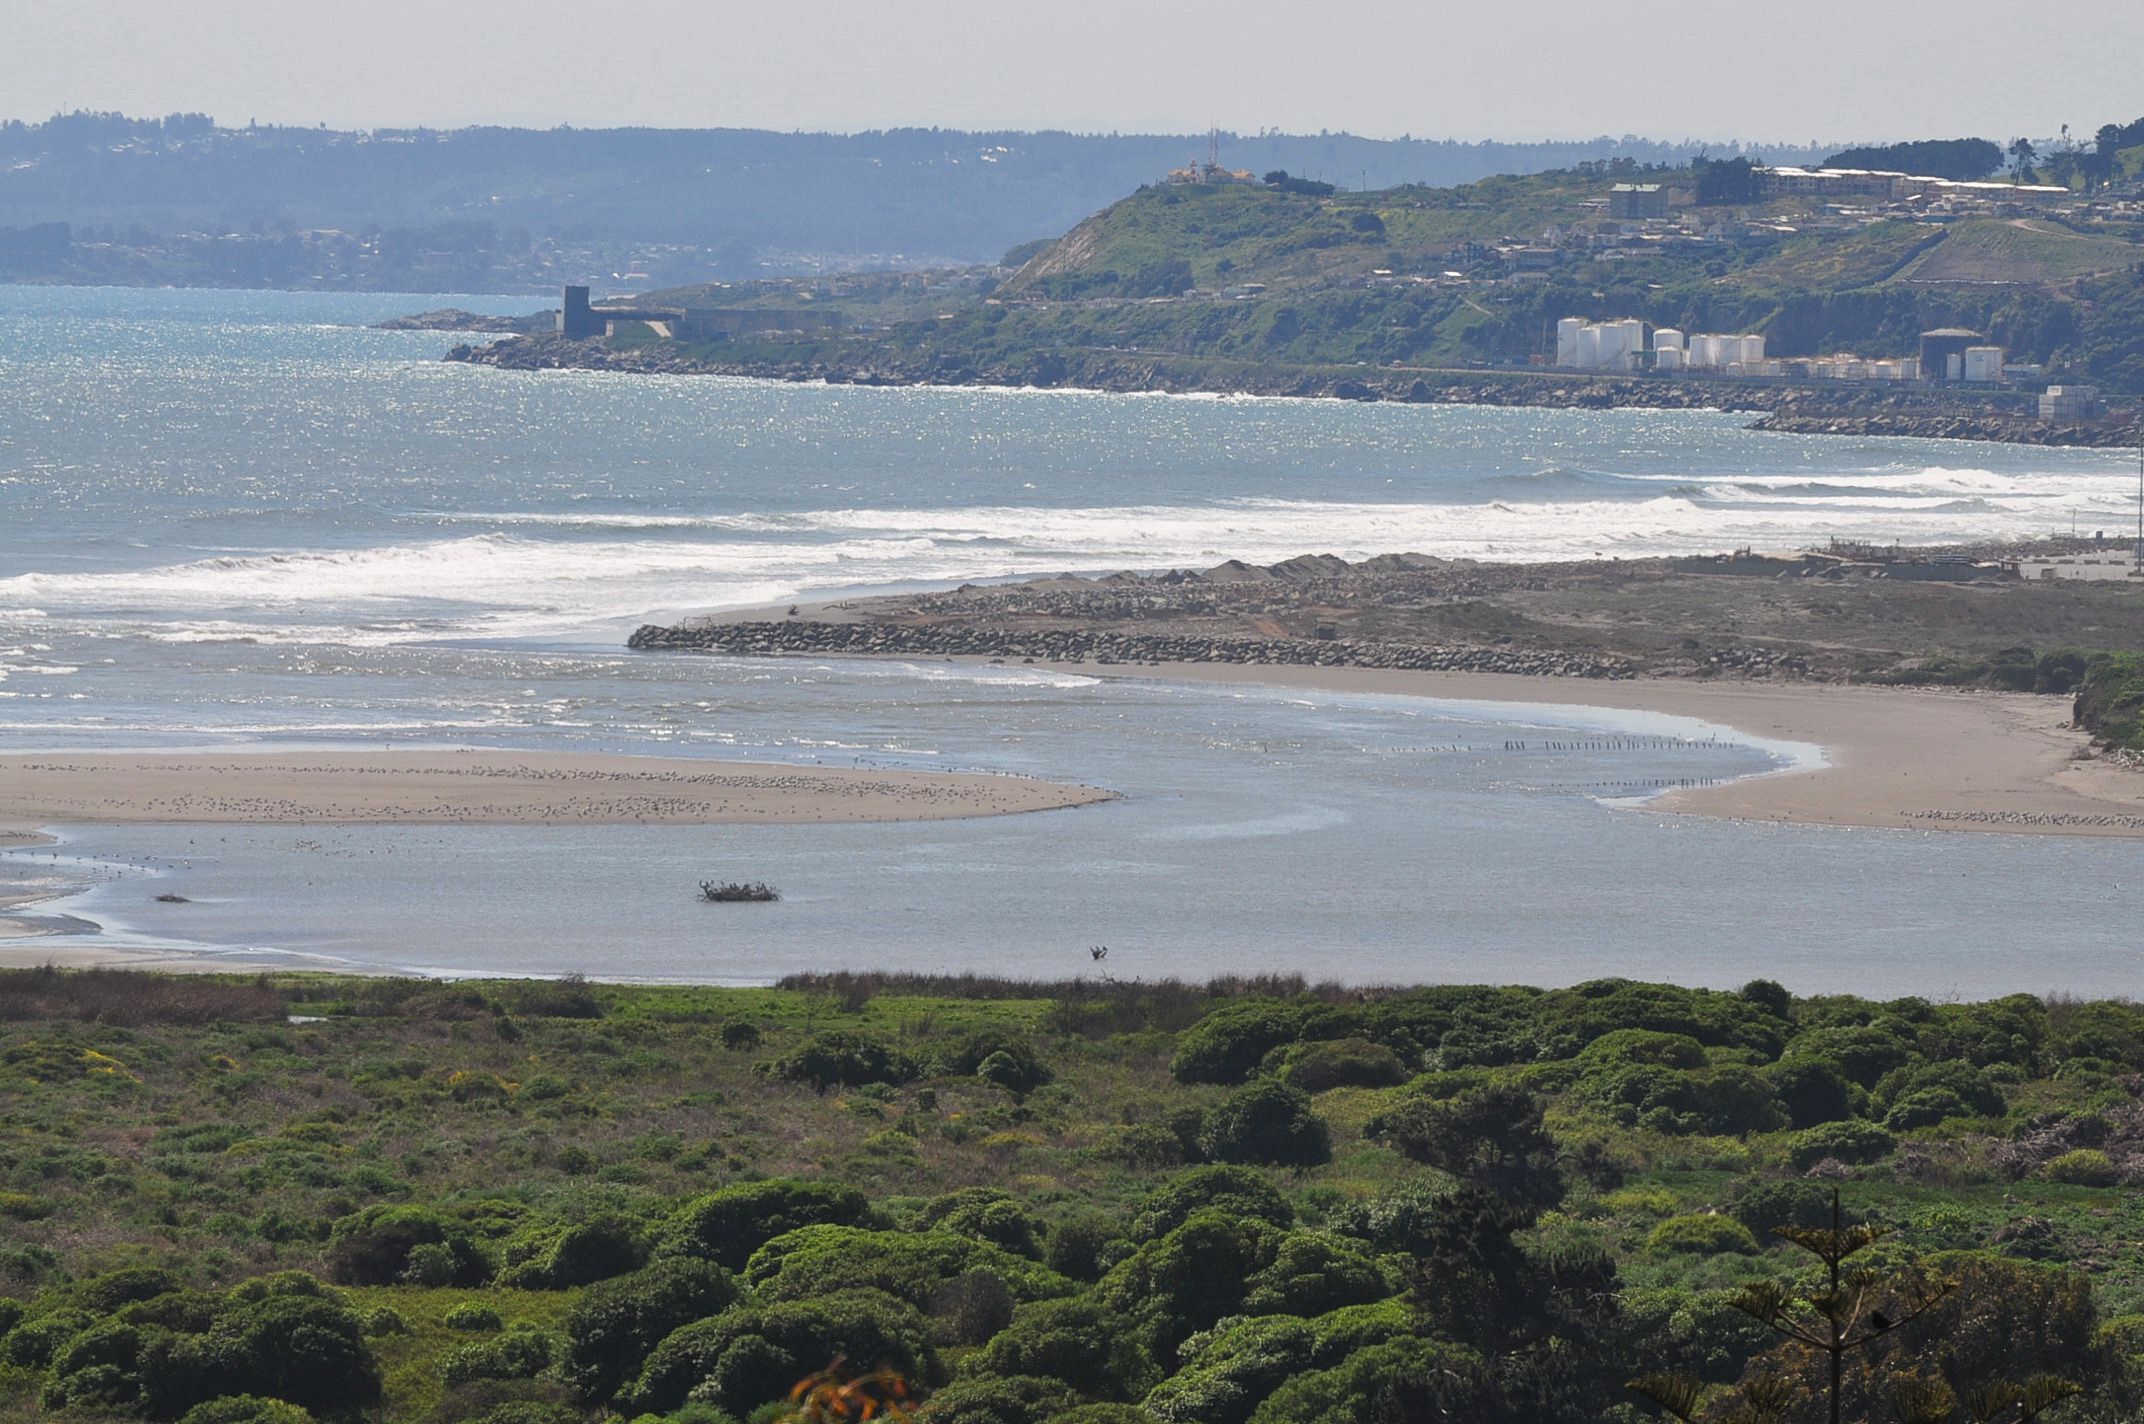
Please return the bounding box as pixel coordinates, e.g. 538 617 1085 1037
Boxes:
576 165 2144 395
0 112 1834 287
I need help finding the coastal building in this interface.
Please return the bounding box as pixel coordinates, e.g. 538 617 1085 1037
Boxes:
2040 385 2104 421
1609 183 1669 219
1919 328 1983 382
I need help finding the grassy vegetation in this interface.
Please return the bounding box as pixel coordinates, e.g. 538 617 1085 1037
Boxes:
6 967 2144 1423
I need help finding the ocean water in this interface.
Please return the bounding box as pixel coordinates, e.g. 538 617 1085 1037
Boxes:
3 283 2143 994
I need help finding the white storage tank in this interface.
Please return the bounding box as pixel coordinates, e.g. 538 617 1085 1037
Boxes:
1655 346 1684 371
1557 317 1584 367
1653 328 1685 353
1963 346 2004 383
1576 326 1602 368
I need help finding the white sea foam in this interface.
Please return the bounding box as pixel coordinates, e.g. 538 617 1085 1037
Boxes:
6 460 2136 646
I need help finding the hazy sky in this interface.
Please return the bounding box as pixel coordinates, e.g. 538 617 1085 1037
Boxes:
5 0 2139 144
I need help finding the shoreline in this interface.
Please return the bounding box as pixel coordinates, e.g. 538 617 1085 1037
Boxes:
448 335 2140 449
1079 661 2144 837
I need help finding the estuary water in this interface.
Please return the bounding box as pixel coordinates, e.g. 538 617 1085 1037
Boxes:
2 284 2142 994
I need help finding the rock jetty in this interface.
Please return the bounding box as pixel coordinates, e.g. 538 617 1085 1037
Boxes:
626 619 1635 679
449 335 1766 414
447 335 2138 449
379 309 553 335
1750 410 2141 448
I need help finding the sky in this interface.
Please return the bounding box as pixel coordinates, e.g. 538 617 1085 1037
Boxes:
4 0 2139 144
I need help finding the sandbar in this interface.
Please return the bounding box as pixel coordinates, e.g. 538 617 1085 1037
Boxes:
0 748 1114 836
0 748 1113 950
1092 662 2144 838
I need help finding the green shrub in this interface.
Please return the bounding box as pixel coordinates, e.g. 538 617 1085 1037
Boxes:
0 1191 51 1220
1171 1001 1312 1085
1727 1178 1849 1239
1872 1060 2005 1128
354 1304 406 1339
623 1288 936 1416
763 1031 915 1092
666 1180 874 1270
1781 1024 1913 1088
743 1226 1067 1312
720 1021 762 1051
1197 1079 1331 1167
179 1396 316 1424
1245 1338 1488 1424
938 1029 1052 1094
1041 1213 1121 1283
77 1266 184 1313
1099 1211 1286 1355
445 1302 505 1331
204 1293 381 1415
1145 1316 1315 1424
913 1374 1079 1424
1240 1232 1393 1317
1571 1061 1785 1137
441 1326 555 1386
1272 1038 1407 1092
1044 1407 1154 1424
1575 1029 1708 1070
1367 1085 1564 1213
1785 1120 1896 1170
2 1309 92 1367
1130 1166 1294 1243
2042 1149 2119 1187
1328 1184 1444 1255
324 1205 488 1287
561 1258 743 1402
1646 1214 1762 1256
921 1189 1044 1260
497 1213 646 1288
963 1297 1156 1402
1765 1057 1857 1128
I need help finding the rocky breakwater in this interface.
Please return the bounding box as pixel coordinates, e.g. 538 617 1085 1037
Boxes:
627 619 1635 679
1751 410 2141 448
1749 389 2140 448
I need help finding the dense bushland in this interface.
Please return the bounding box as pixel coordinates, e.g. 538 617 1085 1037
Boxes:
4 969 2144 1422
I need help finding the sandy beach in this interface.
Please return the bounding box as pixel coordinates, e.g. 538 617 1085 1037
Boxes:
1098 662 2144 838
